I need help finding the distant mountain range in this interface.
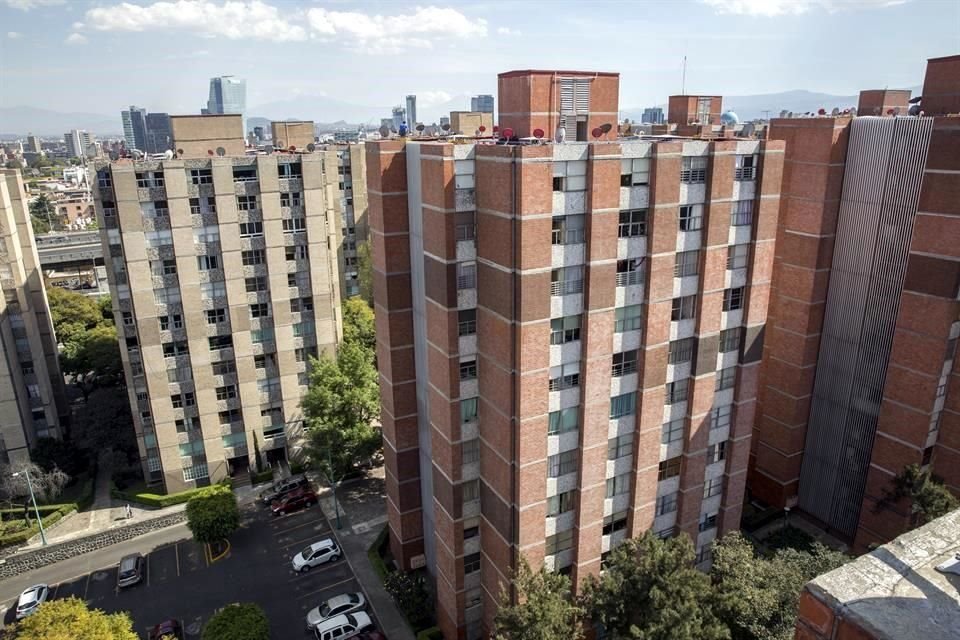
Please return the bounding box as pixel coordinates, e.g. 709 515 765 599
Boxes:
1 86 924 138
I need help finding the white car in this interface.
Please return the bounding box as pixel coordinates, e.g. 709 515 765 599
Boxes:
16 584 49 620
313 611 374 640
292 538 341 572
306 592 367 630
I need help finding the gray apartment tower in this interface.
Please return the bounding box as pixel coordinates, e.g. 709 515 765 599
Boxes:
122 106 148 152
207 76 247 132
471 94 494 113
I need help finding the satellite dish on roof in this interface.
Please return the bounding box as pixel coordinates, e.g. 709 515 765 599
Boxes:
441 123 451 132
478 125 486 133
176 148 184 158
831 108 840 116
599 123 613 134
533 128 545 139
378 126 389 138
307 143 316 152
591 127 603 139
207 149 214 156
163 149 174 160
216 147 226 157
416 124 425 133
289 146 297 152
502 127 514 139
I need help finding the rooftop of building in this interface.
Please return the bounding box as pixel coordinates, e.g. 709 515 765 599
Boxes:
497 69 619 78
803 508 960 640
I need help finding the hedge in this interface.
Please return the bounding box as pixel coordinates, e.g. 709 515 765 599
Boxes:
251 469 273 485
111 479 233 509
0 476 96 548
367 524 391 582
416 628 442 640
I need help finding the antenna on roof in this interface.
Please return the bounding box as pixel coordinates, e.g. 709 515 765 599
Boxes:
599 123 613 139
681 55 687 94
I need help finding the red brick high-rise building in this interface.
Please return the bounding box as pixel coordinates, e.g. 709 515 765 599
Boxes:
370 70 784 638
750 54 960 551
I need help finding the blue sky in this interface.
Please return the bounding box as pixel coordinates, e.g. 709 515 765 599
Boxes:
1 0 958 118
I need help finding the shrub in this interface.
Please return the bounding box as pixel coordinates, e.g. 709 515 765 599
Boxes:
185 484 240 544
251 469 273 485
368 525 390 582
111 480 232 508
384 570 433 630
416 628 443 640
202 603 269 640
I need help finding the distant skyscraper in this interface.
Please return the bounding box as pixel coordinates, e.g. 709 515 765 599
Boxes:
121 106 148 151
439 116 450 127
471 94 494 113
391 106 406 131
144 113 173 154
26 134 41 153
206 76 247 132
64 130 94 159
641 107 664 124
406 95 418 127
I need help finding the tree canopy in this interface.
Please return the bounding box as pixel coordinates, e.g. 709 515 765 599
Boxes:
201 603 269 640
356 241 374 306
31 436 90 478
0 460 69 506
60 323 123 399
185 484 240 544
881 463 960 526
342 296 375 354
14 597 137 640
29 193 58 234
581 531 729 640
48 286 111 345
494 558 583 640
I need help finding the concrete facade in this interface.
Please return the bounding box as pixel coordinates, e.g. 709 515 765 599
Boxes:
170 115 246 159
0 170 68 462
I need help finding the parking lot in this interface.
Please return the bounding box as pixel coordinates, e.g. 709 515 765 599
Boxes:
3 499 379 638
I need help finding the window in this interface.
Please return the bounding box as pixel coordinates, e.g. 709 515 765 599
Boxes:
458 309 477 336
162 341 188 357
282 217 306 234
711 405 733 432
278 162 302 179
175 417 199 433
548 450 578 477
546 490 576 517
456 262 476 290
610 392 636 419
245 276 268 293
545 529 574 555
719 328 742 353
212 360 236 376
122 311 133 326
707 441 728 465
462 479 480 503
279 192 303 207
618 209 647 238
704 477 723 499
190 168 212 185
616 258 644 287
462 439 480 465
219 409 242 424
614 304 643 333
605 473 631 497
679 205 703 232
674 250 700 278
612 350 638 377
170 393 191 409
455 160 475 190
242 249 265 266
699 513 718 532
608 433 634 460
552 215 585 245
463 552 481 574
668 338 695 364
249 303 271 319
286 245 308 261
206 308 225 324
731 200 754 227
602 511 629 535
658 456 682 480
200 281 226 300
293 322 315 337
251 328 274 344
290 297 314 313
553 160 587 192
551 266 583 296
549 362 580 391
550 315 581 345
727 244 749 270
680 156 707 183
194 226 219 244
239 221 263 237
661 418 684 444
136 171 164 188
461 398 478 424
209 335 233 351
182 463 210 482
455 221 475 241
145 229 173 248
159 314 182 331
548 407 579 435
154 287 182 305
197 254 219 271
459 359 477 381
295 347 317 363
671 295 696 321
215 385 237 401
735 154 757 181
151 259 177 276
233 166 257 182
666 378 690 404
656 492 678 516
621 157 650 186
723 287 745 312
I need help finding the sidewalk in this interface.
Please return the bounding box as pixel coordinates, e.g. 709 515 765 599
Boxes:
315 467 415 640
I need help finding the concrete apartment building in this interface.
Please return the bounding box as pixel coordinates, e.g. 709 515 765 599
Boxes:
0 170 68 462
91 114 347 492
370 69 784 638
750 54 960 552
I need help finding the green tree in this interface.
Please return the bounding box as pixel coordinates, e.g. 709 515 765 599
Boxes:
383 571 433 629
342 296 375 353
185 484 240 544
494 558 583 640
880 463 960 525
71 388 137 456
29 192 58 233
356 241 374 306
201 603 269 640
97 294 114 323
60 323 123 400
581 531 729 640
31 436 90 477
47 286 105 345
4 159 21 170
14 596 137 640
710 532 849 640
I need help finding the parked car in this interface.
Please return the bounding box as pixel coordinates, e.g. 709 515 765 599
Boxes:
306 592 367 629
15 584 49 620
292 538 341 572
117 553 146 588
147 619 183 640
271 487 318 516
259 474 309 504
313 612 374 640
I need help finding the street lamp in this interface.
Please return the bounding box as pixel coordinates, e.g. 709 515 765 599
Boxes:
13 469 47 546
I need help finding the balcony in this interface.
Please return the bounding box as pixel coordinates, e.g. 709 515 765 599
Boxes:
734 166 756 181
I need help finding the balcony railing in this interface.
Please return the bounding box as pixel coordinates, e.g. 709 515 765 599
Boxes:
616 270 643 287
734 166 756 181
550 280 583 296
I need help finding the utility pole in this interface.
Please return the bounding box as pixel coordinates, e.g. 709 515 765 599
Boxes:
14 469 47 546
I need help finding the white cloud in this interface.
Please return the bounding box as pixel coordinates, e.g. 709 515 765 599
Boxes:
65 32 88 45
4 0 65 10
415 90 453 107
306 5 487 53
701 0 906 16
7 31 22 39
496 26 521 36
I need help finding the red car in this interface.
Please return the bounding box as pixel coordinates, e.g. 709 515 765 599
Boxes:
271 487 318 515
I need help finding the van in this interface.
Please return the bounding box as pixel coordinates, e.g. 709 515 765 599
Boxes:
117 553 145 588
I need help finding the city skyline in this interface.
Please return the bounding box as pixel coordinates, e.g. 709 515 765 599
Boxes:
1 0 957 121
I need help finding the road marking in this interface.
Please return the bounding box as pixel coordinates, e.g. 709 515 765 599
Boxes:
146 552 150 587
272 517 329 538
51 582 61 599
286 559 343 582
351 514 389 535
208 540 231 564
175 542 181 577
295 575 357 602
82 573 91 600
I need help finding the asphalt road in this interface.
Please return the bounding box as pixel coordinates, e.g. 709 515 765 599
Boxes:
1 500 378 638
